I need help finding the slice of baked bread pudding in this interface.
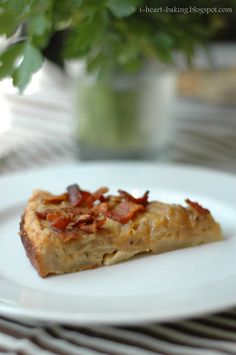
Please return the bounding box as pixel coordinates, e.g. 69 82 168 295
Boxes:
19 184 222 277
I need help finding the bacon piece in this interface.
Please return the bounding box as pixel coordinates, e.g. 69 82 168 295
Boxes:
35 211 47 219
85 187 109 206
106 200 145 224
135 191 149 205
80 190 94 207
93 187 109 202
52 216 72 229
44 210 64 222
67 184 109 207
71 213 106 233
71 214 94 227
36 209 72 229
67 184 83 206
185 199 209 215
37 186 147 229
36 209 68 222
79 217 106 233
43 193 68 204
93 202 109 214
67 184 94 207
45 210 73 229
58 206 90 216
118 190 149 206
95 217 106 229
36 207 106 231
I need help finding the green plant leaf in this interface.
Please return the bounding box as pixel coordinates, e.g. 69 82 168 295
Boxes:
106 0 140 17
13 42 43 91
64 11 107 58
28 14 49 36
0 42 24 79
71 0 83 5
6 0 28 16
0 0 233 89
0 12 19 37
152 32 174 62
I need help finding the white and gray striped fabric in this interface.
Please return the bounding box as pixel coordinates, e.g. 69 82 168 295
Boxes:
0 61 236 354
1 313 236 354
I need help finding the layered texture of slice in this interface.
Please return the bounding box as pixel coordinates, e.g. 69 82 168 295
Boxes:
19 185 222 277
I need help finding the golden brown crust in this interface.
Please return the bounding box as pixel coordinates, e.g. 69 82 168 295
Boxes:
19 214 46 277
20 212 100 277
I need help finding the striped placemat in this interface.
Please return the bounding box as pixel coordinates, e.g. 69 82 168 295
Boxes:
1 312 236 354
0 62 236 355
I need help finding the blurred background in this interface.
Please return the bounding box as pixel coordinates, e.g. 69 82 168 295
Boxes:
0 0 235 174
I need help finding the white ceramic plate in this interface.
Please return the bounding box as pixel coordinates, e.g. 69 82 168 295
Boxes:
0 162 236 325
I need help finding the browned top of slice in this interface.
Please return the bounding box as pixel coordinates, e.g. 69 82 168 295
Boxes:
21 184 221 245
34 184 149 233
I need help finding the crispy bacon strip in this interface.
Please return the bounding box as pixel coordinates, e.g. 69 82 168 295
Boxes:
35 211 47 219
67 184 83 206
83 187 109 207
71 213 106 233
36 207 105 232
185 199 209 215
36 209 73 229
80 190 94 207
79 217 106 233
118 190 149 206
92 187 109 202
45 210 64 222
95 217 106 229
71 214 94 227
52 216 72 229
67 184 99 207
93 202 109 214
43 193 68 204
36 185 148 230
106 200 145 224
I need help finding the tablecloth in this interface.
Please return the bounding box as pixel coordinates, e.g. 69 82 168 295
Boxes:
0 61 236 355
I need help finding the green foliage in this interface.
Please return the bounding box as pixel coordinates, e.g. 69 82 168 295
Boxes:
13 42 43 91
0 40 43 91
0 11 18 37
0 0 234 90
0 42 24 79
107 0 140 17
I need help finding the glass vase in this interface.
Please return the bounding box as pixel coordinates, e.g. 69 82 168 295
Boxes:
73 63 178 160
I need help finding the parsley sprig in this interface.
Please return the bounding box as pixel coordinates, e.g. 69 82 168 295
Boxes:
0 0 234 91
